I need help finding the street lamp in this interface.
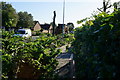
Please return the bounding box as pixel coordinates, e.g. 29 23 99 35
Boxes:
62 0 65 35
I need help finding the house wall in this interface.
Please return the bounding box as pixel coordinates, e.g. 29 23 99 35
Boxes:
41 25 53 34
42 30 49 33
49 29 53 34
34 23 41 31
49 25 53 34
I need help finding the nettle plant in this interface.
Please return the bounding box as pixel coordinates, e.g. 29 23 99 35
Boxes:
73 10 120 79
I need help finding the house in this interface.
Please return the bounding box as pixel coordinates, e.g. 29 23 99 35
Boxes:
67 23 74 33
55 24 68 34
31 21 41 31
40 24 53 34
31 21 53 34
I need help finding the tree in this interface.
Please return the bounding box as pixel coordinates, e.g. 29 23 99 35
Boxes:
17 11 34 28
114 1 120 10
50 22 57 35
97 0 112 13
1 2 18 30
52 11 56 36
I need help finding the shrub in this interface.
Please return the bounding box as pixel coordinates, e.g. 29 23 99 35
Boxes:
73 10 120 79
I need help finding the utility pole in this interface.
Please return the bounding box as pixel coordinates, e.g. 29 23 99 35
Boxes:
62 0 65 36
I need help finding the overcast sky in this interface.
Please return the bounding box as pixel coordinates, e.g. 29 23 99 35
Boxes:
1 0 120 27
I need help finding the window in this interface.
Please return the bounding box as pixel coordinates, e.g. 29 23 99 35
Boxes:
17 30 25 34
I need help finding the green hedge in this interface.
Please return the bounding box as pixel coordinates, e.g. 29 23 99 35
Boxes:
73 10 120 79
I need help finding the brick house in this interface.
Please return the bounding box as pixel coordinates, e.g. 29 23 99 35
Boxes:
31 21 41 31
31 21 53 34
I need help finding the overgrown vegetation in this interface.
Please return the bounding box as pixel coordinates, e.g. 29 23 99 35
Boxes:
1 30 74 79
73 10 120 79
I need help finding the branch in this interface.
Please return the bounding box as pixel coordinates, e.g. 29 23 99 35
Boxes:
107 5 112 9
106 0 110 6
97 8 103 12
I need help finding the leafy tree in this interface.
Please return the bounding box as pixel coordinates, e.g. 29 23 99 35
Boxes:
1 2 18 30
17 11 34 28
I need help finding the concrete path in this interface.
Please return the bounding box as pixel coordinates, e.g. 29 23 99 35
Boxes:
55 45 75 79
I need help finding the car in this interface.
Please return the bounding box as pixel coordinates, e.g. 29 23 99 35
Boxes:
14 29 32 38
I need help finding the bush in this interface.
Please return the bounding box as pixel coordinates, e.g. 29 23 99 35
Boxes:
73 10 120 79
2 30 60 79
2 30 74 79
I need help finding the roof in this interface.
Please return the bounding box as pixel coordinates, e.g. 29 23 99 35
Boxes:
40 24 50 30
57 24 66 29
32 21 41 28
34 21 38 24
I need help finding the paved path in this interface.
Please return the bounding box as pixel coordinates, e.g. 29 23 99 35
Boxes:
32 36 39 40
55 45 75 79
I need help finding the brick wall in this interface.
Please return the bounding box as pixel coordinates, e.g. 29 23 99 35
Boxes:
34 23 41 31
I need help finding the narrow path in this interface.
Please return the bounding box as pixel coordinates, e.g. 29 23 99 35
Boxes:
55 45 75 79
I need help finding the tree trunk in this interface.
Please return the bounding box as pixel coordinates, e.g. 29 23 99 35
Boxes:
52 11 56 36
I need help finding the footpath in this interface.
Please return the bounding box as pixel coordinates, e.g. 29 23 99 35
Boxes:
55 44 75 79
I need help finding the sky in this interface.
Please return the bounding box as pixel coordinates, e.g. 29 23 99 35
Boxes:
1 0 120 27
